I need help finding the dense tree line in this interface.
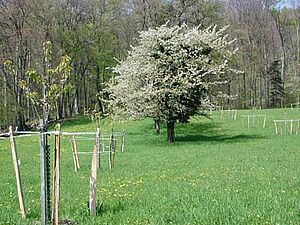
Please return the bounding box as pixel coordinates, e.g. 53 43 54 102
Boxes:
0 0 299 129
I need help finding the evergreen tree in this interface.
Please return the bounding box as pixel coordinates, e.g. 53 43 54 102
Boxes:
269 60 284 108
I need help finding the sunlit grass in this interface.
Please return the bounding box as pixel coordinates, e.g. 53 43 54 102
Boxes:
0 109 299 224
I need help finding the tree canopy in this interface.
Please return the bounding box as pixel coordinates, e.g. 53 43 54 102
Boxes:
108 23 237 142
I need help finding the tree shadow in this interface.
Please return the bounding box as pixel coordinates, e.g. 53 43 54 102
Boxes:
175 121 267 143
176 133 266 143
96 200 126 216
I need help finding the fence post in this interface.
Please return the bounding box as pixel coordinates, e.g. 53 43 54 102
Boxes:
263 115 266 128
96 128 101 169
121 129 125 153
247 116 250 129
89 144 97 216
274 121 278 135
9 126 26 219
52 124 61 225
109 129 113 170
70 135 80 172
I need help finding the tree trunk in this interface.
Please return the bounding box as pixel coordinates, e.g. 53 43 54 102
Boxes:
74 93 79 115
167 121 175 143
154 119 160 135
16 113 27 131
95 65 104 114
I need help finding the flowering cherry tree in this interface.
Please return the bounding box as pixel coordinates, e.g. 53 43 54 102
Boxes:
108 23 237 143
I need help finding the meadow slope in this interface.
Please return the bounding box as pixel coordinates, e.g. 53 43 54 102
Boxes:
0 108 299 224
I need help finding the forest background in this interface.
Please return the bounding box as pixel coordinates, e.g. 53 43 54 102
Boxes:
0 0 299 130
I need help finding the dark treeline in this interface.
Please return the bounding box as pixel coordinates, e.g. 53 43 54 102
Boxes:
0 0 299 130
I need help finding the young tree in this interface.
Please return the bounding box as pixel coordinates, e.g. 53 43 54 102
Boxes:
108 23 238 143
7 41 72 126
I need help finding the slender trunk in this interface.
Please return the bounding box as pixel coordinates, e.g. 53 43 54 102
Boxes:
95 65 104 114
243 70 246 109
74 92 79 115
266 77 270 108
263 41 269 108
167 121 175 143
297 21 300 74
67 93 73 117
3 74 7 107
83 73 87 111
227 82 230 106
280 45 285 107
62 93 67 118
259 75 263 109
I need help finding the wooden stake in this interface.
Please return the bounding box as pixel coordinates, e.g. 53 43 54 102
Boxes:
247 116 250 129
70 135 80 172
274 121 278 135
263 115 266 128
70 137 77 172
121 129 125 153
52 124 61 225
96 128 101 169
74 137 80 170
290 119 293 135
89 144 97 216
9 126 26 219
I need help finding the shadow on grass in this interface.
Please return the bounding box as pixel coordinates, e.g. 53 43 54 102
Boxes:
130 120 267 146
174 121 266 143
97 200 125 216
176 134 266 143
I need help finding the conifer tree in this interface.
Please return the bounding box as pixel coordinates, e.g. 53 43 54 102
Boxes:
269 60 284 108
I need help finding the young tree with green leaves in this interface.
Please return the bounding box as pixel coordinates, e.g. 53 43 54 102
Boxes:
5 41 72 127
108 23 238 143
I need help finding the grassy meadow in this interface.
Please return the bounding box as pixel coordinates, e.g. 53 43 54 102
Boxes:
0 108 299 224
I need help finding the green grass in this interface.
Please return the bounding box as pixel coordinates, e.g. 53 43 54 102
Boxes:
0 109 300 224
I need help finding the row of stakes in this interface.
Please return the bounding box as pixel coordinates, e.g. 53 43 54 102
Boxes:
3 124 125 224
213 109 300 135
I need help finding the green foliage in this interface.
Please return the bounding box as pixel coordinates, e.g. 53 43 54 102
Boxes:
3 60 15 74
19 41 72 117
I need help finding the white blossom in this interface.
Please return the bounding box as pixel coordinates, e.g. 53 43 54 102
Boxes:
107 23 238 123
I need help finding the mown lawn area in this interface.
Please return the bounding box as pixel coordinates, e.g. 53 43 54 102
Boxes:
0 108 299 224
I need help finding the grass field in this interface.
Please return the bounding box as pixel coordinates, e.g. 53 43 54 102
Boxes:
0 108 299 224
